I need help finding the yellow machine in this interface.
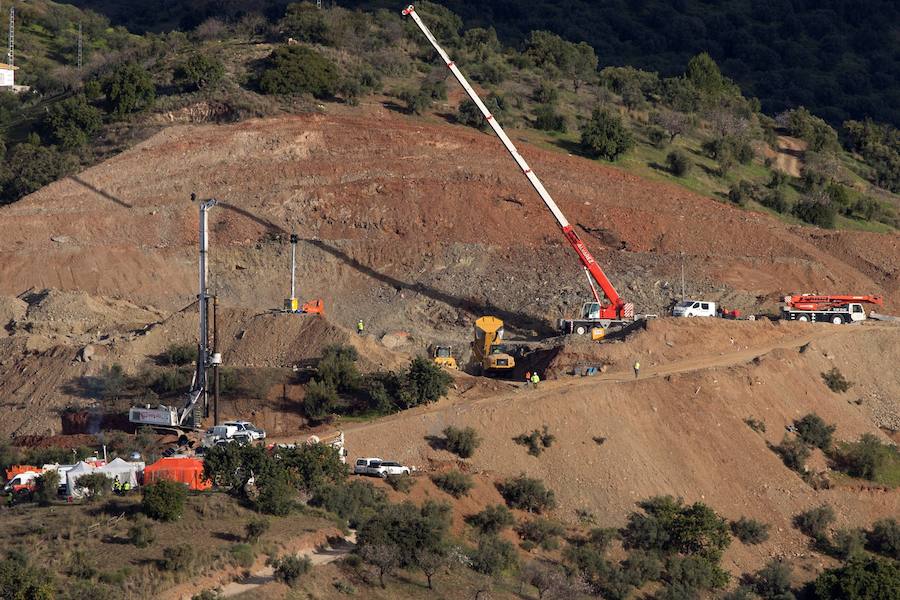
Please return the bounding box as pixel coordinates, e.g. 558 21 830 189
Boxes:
472 316 516 375
432 345 459 370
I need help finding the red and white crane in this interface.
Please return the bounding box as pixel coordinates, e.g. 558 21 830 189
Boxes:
403 5 634 335
782 294 883 324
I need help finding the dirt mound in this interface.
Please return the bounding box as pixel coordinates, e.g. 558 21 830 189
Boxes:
16 289 163 337
0 296 27 335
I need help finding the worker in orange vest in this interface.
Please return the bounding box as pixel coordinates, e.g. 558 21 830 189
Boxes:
525 371 531 387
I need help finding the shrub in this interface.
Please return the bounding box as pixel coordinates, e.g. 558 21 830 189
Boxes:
534 104 566 132
228 544 256 569
814 556 900 600
513 425 555 457
255 469 295 516
310 480 388 528
622 550 663 587
430 470 473 498
822 367 851 393
517 518 565 550
271 555 311 587
33 470 60 506
0 142 74 205
443 426 481 458
666 150 691 176
357 543 399 588
304 379 338 422
77 473 112 500
751 559 794 599
794 195 837 228
664 554 729 591
794 413 836 450
622 496 731 561
773 437 810 472
245 517 270 544
398 89 431 115
762 188 789 213
580 108 634 161
142 479 187 521
868 519 900 560
128 518 156 548
794 504 835 541
466 504 515 535
730 517 770 545
281 2 331 44
160 343 195 366
744 417 766 433
102 63 156 117
403 357 452 406
40 95 102 149
832 434 900 483
357 500 451 567
533 81 558 104
833 528 867 560
470 534 518 576
161 544 195 572
457 94 504 130
174 54 224 91
497 474 556 513
259 46 338 98
386 473 413 493
648 125 668 148
728 180 760 207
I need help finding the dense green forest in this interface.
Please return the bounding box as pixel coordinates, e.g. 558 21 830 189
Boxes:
67 0 900 128
1 0 898 233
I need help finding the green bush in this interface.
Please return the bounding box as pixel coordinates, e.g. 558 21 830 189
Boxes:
833 528 867 560
832 434 900 483
443 426 481 458
868 518 900 560
403 357 452 407
255 469 296 516
357 500 451 568
160 343 195 366
430 470 473 498
533 81 558 104
782 107 839 152
174 54 224 91
77 473 112 500
466 504 514 535
316 345 359 392
259 45 339 98
623 550 663 587
814 555 900 600
513 425 555 457
761 189 789 213
310 480 387 528
398 89 432 115
245 517 270 544
228 544 256 569
730 517 770 545
102 63 156 117
386 473 413 493
497 474 556 513
773 437 810 472
794 413 836 450
0 142 74 205
794 195 837 228
580 108 634 161
161 544 195 572
751 559 794 600
33 470 59 506
40 95 102 149
728 180 760 207
794 504 835 541
516 518 564 550
271 554 311 587
663 554 729 592
304 379 338 422
457 95 504 130
744 417 766 433
666 150 691 176
281 2 332 44
534 104 566 132
470 534 518 576
648 125 668 148
621 496 731 561
128 518 156 548
822 367 852 393
142 479 187 522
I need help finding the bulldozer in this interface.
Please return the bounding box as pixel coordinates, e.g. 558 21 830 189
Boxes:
432 345 458 370
472 316 515 376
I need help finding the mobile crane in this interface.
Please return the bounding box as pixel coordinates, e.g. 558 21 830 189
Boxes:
402 5 635 336
781 294 883 324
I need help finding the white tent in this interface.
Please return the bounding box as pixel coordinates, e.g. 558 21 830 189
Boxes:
65 461 97 498
97 457 144 488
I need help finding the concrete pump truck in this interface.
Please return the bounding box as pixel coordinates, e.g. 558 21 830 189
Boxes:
403 5 636 337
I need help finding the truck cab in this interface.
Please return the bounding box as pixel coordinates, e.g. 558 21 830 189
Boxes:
672 300 717 318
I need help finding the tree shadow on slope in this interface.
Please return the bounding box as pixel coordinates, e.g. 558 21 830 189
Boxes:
215 202 554 336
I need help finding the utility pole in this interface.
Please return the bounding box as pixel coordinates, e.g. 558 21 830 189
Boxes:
7 6 14 69
681 252 686 300
77 22 82 69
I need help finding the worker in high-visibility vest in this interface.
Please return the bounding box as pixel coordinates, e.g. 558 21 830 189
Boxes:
356 319 365 335
530 372 540 389
633 361 641 379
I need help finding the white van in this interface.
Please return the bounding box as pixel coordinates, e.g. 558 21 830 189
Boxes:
672 300 717 318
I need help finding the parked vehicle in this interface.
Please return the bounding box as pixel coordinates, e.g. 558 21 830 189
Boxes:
222 421 266 441
781 294 882 324
354 458 410 478
672 300 717 318
201 424 255 447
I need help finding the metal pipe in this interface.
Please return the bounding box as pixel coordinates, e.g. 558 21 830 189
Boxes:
290 233 299 302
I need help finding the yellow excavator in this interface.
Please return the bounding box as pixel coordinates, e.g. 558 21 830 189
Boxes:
432 346 459 370
472 316 516 376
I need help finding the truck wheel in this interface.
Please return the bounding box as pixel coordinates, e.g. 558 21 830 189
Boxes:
575 325 587 335
831 316 844 325
797 315 808 322
380 472 388 479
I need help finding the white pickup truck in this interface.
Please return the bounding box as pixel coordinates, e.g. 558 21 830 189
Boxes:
201 421 266 448
353 458 411 478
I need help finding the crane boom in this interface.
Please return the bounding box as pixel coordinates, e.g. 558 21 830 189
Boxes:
402 5 631 321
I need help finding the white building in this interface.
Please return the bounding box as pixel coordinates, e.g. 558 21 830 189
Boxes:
0 62 16 89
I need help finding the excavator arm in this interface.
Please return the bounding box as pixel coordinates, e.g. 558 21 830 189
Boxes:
403 5 631 320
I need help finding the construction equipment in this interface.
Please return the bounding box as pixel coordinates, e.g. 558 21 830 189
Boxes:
283 233 324 315
432 345 459 370
403 5 635 336
472 316 516 375
130 195 217 431
782 294 883 324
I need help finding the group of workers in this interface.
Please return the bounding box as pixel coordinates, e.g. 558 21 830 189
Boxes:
112 479 133 495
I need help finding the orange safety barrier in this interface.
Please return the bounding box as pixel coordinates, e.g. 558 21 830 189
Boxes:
143 457 211 491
